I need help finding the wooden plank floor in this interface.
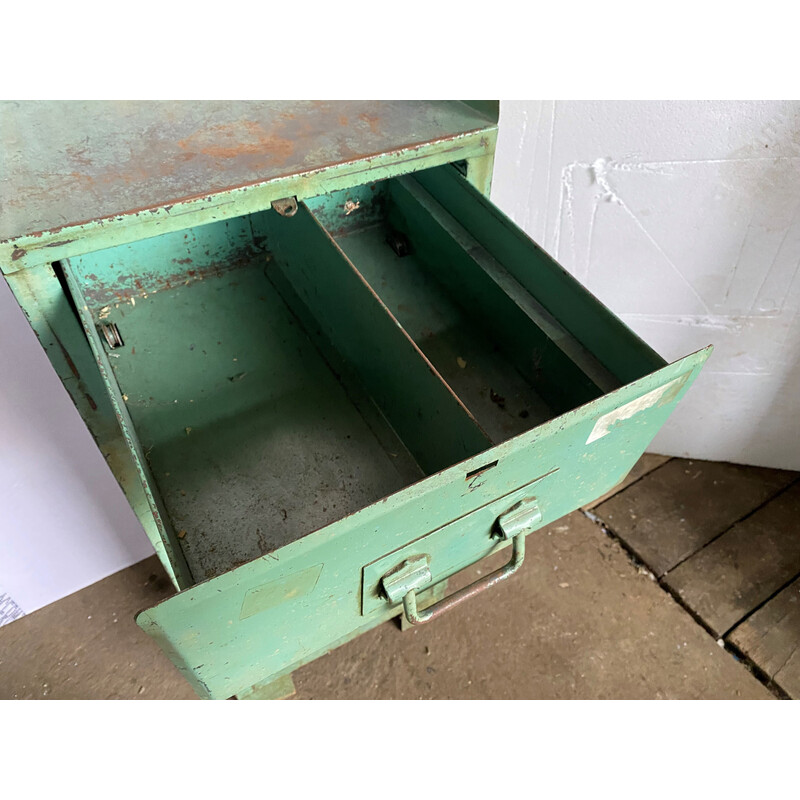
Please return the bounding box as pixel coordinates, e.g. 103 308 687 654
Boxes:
592 460 795 577
590 455 800 698
728 577 800 697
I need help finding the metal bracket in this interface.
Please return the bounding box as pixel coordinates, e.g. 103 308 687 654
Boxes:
381 554 432 604
271 197 298 218
496 497 543 538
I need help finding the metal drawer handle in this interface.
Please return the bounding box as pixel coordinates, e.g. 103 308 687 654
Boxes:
380 498 540 626
403 533 525 625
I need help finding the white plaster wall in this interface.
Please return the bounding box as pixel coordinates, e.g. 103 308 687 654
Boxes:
492 100 800 471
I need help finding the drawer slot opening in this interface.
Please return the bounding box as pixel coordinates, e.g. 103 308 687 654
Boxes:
61 207 493 584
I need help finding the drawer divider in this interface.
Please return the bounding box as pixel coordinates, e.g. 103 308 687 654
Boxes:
259 203 493 477
391 175 624 396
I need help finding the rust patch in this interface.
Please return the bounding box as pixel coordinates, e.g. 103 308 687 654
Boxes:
11 247 26 261
5 111 492 247
85 393 98 411
177 120 295 163
49 328 82 381
65 140 93 168
61 348 81 380
80 249 257 306
44 239 75 248
359 112 381 135
69 171 96 189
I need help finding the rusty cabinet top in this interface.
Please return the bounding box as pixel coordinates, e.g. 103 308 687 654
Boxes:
0 101 497 271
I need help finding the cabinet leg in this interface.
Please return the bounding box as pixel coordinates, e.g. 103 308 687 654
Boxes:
397 579 448 632
236 672 296 700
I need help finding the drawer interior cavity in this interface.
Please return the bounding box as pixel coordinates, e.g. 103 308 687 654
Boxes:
305 169 664 442
61 164 665 584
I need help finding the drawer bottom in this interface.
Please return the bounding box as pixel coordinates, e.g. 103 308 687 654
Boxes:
122 266 421 581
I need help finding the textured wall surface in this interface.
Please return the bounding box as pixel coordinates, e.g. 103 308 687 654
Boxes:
492 100 800 471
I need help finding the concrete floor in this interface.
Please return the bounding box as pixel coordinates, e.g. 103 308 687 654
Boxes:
0 503 771 700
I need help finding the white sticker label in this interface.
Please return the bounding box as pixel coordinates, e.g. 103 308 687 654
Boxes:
586 377 683 444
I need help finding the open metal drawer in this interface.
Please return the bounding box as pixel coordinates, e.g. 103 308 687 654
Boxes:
59 163 710 699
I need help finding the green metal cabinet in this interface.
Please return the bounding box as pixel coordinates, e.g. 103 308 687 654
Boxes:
1 101 711 699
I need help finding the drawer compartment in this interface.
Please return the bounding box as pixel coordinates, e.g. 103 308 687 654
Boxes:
61 164 710 698
65 209 487 585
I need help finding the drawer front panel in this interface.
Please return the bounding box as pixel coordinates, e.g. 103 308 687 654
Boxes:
137 348 709 699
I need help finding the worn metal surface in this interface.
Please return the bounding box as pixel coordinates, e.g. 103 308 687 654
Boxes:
336 225 557 441
266 201 492 475
61 257 194 588
271 197 298 218
3 100 711 700
360 472 556 618
66 216 418 581
311 171 652 441
497 497 543 538
0 101 497 271
137 347 710 698
412 166 667 386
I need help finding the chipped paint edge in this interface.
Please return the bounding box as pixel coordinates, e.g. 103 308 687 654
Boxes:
1 128 497 274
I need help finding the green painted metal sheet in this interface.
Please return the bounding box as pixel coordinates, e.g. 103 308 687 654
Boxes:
332 223 558 442
361 473 551 616
64 216 417 582
136 347 710 699
263 203 492 475
60 258 194 588
385 176 611 411
46 161 713 698
413 165 667 385
388 175 624 395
